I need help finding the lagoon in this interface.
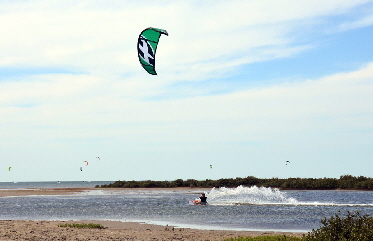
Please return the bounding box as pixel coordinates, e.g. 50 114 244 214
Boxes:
1 182 373 232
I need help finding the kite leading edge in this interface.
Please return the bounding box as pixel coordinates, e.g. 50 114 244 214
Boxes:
137 27 168 75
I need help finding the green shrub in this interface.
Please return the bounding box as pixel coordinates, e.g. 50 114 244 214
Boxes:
225 235 301 241
302 211 373 241
97 175 373 190
58 223 106 229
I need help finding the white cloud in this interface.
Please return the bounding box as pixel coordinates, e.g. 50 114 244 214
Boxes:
0 0 370 77
3 61 372 143
339 14 373 31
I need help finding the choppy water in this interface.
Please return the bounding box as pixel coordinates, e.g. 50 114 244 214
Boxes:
1 182 373 232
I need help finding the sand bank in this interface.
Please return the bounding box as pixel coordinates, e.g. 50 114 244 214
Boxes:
0 187 212 197
0 220 305 240
0 187 91 197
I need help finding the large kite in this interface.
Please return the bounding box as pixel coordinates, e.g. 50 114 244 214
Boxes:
137 27 168 75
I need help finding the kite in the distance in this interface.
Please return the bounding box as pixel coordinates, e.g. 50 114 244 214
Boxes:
84 161 89 166
8 167 11 171
137 27 168 75
286 161 290 165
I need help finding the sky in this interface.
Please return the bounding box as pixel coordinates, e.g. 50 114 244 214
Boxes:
1 1 373 182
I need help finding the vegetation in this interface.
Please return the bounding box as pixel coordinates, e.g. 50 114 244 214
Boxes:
58 223 106 229
96 175 373 190
225 235 301 241
226 211 373 241
302 211 373 241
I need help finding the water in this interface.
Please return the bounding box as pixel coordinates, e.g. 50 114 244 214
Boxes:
1 183 373 232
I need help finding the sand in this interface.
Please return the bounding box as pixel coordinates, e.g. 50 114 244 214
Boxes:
0 188 306 240
0 220 305 241
0 187 90 197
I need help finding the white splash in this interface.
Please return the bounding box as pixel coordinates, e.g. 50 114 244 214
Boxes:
206 185 298 205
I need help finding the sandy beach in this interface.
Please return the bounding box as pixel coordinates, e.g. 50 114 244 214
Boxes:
0 220 304 241
0 187 211 197
0 188 306 240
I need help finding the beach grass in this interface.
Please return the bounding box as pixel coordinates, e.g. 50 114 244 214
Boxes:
58 223 106 229
225 235 301 241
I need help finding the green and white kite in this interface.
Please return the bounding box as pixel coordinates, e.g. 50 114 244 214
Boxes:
137 27 168 75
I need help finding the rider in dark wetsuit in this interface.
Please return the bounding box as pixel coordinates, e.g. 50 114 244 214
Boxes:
199 193 207 205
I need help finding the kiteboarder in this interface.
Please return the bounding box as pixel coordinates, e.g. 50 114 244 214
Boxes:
190 193 208 205
199 193 207 205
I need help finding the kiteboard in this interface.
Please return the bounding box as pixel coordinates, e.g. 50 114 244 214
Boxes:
189 199 208 205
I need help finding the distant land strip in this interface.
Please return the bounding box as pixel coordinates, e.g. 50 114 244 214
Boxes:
96 175 373 190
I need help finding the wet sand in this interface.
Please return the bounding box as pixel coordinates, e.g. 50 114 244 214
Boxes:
0 188 306 240
0 187 90 197
0 187 210 197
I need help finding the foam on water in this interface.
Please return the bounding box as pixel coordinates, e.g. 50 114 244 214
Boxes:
204 185 373 207
206 185 298 205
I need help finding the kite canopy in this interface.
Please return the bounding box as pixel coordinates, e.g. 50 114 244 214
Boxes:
137 27 168 75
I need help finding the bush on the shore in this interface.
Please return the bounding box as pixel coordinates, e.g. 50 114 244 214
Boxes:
96 175 373 190
58 223 106 229
302 211 373 241
226 211 373 241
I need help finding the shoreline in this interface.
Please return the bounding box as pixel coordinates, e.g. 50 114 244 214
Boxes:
0 187 93 197
1 186 371 196
0 220 306 240
0 187 212 197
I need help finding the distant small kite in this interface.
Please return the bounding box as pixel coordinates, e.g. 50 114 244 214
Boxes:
80 167 83 171
8 167 11 171
84 161 89 166
286 161 290 165
210 165 212 169
96 157 100 160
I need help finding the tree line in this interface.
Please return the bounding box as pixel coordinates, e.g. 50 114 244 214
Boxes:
96 175 373 190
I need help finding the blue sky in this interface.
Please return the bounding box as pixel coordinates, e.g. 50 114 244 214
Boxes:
1 1 373 182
